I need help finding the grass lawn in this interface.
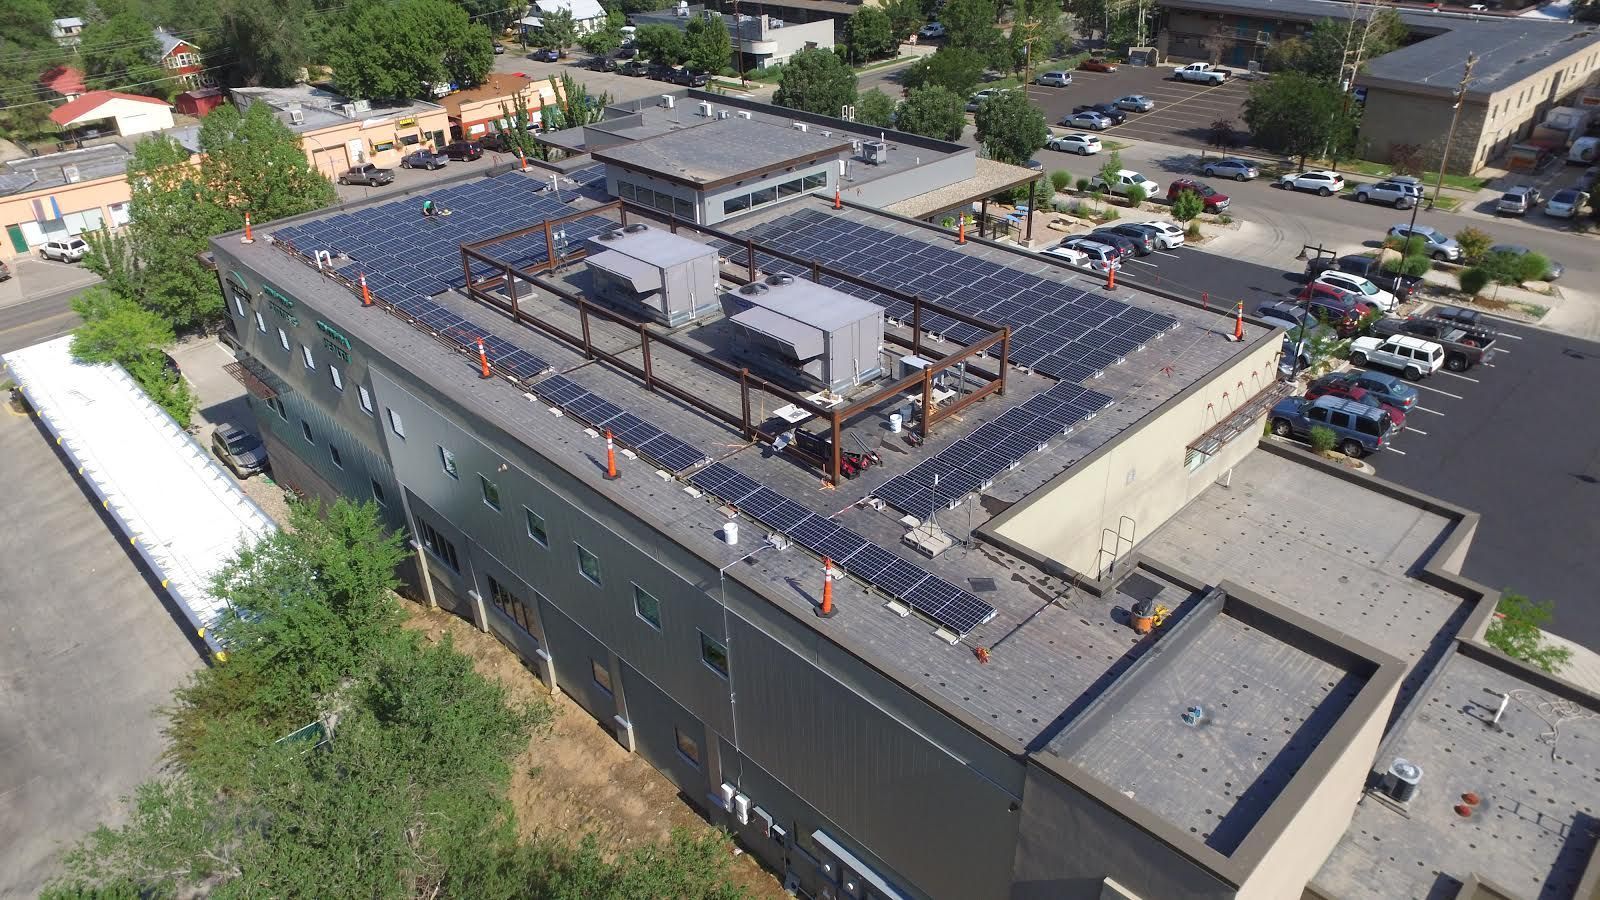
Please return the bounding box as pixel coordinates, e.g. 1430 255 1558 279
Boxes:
1340 158 1491 191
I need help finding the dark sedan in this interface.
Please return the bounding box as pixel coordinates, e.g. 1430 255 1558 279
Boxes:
532 47 561 62
400 149 447 170
1072 103 1127 125
443 140 483 161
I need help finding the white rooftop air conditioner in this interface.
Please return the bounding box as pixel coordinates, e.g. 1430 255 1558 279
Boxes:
736 110 752 119
340 102 357 117
862 140 888 165
288 108 305 125
351 99 370 113
661 94 675 108
717 110 730 119
61 165 81 184
698 100 713 117
792 122 808 132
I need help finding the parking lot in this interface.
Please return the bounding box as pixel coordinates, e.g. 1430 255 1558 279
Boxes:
1025 64 1255 148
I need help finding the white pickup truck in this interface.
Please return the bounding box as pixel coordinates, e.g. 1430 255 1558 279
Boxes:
1172 62 1230 84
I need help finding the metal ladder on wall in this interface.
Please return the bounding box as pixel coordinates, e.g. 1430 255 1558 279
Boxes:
1096 515 1137 583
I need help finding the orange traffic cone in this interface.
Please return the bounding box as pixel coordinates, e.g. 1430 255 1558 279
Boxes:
241 212 254 244
359 271 372 307
1107 265 1116 290
1233 302 1245 342
958 216 966 245
604 429 620 480
834 187 841 210
818 557 837 617
476 338 492 379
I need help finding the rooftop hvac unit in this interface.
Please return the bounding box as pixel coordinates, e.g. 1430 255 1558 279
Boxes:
584 224 721 328
792 121 808 132
662 94 675 108
862 139 888 165
287 108 305 125
351 99 370 113
718 109 730 119
339 103 358 116
722 275 886 393
736 110 752 120
1381 758 1422 803
698 100 713 117
61 165 81 183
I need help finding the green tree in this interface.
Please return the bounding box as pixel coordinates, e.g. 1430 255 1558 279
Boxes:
894 85 965 141
774 48 857 116
855 87 898 127
199 103 339 221
1453 226 1492 266
1264 36 1309 73
217 0 316 87
536 7 578 53
901 46 986 98
685 13 732 73
533 73 612 155
974 90 1046 165
322 0 493 100
69 287 195 426
635 23 687 65
78 10 171 99
844 6 896 64
455 0 521 33
1243 71 1358 168
578 10 624 54
0 0 65 139
884 0 924 41
1577 0 1600 21
1486 593 1572 674
1097 149 1123 190
940 0 1001 59
1171 188 1204 223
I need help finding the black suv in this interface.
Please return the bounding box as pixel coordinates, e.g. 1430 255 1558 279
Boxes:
1072 103 1127 125
444 140 483 161
589 55 617 72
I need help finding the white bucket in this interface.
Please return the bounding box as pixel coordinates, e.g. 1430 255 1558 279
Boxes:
889 413 903 433
725 521 740 545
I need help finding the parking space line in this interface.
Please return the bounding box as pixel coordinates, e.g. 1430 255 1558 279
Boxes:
1497 331 1523 340
1406 427 1429 435
1385 446 1408 455
1132 259 1159 268
1411 382 1465 399
1155 251 1181 259
1413 405 1445 415
1440 371 1480 383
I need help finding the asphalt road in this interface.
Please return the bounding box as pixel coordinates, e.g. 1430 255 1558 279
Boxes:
0 286 84 356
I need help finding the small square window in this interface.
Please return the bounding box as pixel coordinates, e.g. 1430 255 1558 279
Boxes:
255 311 267 334
371 479 387 506
300 419 314 444
576 543 601 586
633 584 661 630
329 365 343 391
592 658 613 694
358 385 374 414
301 344 315 370
330 443 343 468
675 727 701 768
699 631 728 678
278 328 290 352
388 409 405 438
479 473 501 511
524 507 548 546
439 445 459 479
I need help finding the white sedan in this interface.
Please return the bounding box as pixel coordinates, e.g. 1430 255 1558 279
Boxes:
1139 220 1186 250
1065 111 1112 131
1114 94 1155 112
1277 170 1345 196
1047 133 1102 155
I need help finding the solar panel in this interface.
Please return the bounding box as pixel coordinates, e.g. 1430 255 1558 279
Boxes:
839 543 897 580
872 559 930 600
534 375 587 406
904 578 997 634
639 434 707 473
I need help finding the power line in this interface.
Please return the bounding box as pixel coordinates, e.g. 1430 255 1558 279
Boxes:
0 62 237 111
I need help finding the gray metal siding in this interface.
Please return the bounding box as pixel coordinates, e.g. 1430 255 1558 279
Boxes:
617 662 713 802
540 601 620 725
847 149 978 212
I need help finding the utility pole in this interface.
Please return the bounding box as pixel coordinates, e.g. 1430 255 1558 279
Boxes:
1429 52 1477 209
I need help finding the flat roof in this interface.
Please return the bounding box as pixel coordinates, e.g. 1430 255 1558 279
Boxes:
1313 647 1600 899
438 72 544 117
246 175 1273 756
1361 21 1600 97
590 117 852 189
0 143 133 195
231 84 445 134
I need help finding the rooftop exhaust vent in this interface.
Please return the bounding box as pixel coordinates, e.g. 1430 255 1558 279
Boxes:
736 110 752 120
1382 758 1422 803
624 223 649 234
661 94 675 108
739 282 769 296
765 273 795 286
792 122 808 132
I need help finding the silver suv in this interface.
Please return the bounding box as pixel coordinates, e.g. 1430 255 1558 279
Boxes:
1354 180 1416 209
1497 186 1540 216
211 425 269 477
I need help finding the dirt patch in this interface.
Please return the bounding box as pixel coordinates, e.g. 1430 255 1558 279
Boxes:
404 604 789 899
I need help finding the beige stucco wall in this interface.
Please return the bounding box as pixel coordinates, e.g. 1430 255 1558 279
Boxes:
1235 674 1399 900
298 109 453 178
992 335 1281 579
454 83 562 134
0 175 133 262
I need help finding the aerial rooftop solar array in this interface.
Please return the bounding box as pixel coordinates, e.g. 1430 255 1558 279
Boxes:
873 381 1113 519
531 373 711 474
688 462 998 636
728 208 1179 384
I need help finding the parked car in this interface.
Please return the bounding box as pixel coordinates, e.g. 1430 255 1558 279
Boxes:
492 41 505 54
1137 220 1185 250
1201 157 1259 181
1095 224 1157 255
1488 244 1562 280
1544 189 1589 219
1314 270 1399 312
1305 381 1408 429
589 54 617 71
967 88 1009 111
479 131 521 153
1047 132 1101 155
338 163 392 186
1386 223 1460 261
614 46 638 59
211 425 269 477
1090 168 1160 198
1172 62 1230 83
670 68 710 86
1312 370 1418 411
1072 102 1127 125
1042 243 1089 266
1348 334 1445 380
1255 300 1315 330
1353 180 1417 209
1085 230 1139 257
1167 178 1229 212
532 47 561 62
1278 170 1344 196
619 60 650 76
1368 313 1497 371
1496 185 1541 216
917 22 946 38
1292 283 1380 336
39 236 90 262
1113 94 1154 112
400 149 447 170
1309 255 1422 303
0 259 10 281
444 140 483 161
1064 111 1112 130
1054 237 1121 272
1269 395 1397 458
1432 305 1484 329
1078 57 1118 73
1035 71 1073 87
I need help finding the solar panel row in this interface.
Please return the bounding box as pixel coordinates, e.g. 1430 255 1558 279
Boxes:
687 462 996 636
722 208 1179 385
872 381 1113 519
530 374 710 474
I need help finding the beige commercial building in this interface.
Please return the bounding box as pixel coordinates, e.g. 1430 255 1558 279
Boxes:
231 84 452 180
438 73 563 139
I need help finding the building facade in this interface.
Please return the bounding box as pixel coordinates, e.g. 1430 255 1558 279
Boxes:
231 86 452 179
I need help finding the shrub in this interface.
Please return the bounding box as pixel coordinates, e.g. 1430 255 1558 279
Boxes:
1101 206 1119 221
1458 267 1490 297
1125 185 1147 207
1075 177 1090 193
1486 592 1572 674
1382 253 1431 277
1513 251 1550 282
1308 425 1337 455
940 216 956 228
1454 227 1493 265
1185 221 1202 240
1217 214 1233 225
1170 189 1204 223
1052 199 1071 213
1478 248 1524 285
1050 170 1072 193
1384 234 1428 256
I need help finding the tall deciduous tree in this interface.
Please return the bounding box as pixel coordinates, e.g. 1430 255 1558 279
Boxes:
635 23 687 65
0 0 64 138
78 10 171 99
199 103 339 221
322 0 492 100
939 0 1001 60
685 14 732 73
974 89 1047 165
901 47 986 98
70 286 196 426
218 0 316 87
844 6 896 64
894 85 965 141
883 0 923 42
1243 71 1358 168
774 47 857 116
536 7 578 53
855 88 898 127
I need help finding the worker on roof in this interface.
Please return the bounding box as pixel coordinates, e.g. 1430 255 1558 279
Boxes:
421 198 436 218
